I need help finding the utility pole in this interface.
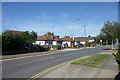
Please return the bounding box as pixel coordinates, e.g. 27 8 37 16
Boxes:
84 25 86 44
84 25 86 37
72 19 80 48
112 40 113 50
51 25 54 49
72 21 74 48
106 40 108 46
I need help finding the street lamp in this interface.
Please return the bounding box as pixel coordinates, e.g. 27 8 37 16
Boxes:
51 25 54 49
72 19 80 48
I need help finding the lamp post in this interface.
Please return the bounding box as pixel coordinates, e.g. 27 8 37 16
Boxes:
51 25 54 49
72 19 80 48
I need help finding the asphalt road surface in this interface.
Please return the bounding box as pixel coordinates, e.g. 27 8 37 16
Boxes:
2 46 112 78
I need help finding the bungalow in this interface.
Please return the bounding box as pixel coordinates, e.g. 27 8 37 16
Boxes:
74 38 86 45
35 32 62 46
61 36 73 47
35 32 87 47
36 33 74 47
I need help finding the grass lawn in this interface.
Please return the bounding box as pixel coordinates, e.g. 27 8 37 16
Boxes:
71 54 110 67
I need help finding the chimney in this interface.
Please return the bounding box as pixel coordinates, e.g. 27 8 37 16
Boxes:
70 35 72 38
73 35 74 40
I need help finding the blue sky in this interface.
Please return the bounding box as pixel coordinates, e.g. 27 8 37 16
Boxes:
2 2 118 37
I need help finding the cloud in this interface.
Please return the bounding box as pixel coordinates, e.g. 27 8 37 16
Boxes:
2 19 104 37
36 15 40 20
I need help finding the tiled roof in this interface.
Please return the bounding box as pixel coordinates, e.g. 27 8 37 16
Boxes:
6 30 24 34
36 32 95 42
75 38 85 42
36 32 61 41
61 36 73 41
4 30 25 35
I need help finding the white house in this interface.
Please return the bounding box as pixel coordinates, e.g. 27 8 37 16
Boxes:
35 32 93 47
35 32 62 46
61 36 73 47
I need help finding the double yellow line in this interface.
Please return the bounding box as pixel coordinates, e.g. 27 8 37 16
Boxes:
28 62 67 80
28 56 90 80
0 51 58 61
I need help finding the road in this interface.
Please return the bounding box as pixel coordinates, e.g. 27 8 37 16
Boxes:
2 46 111 78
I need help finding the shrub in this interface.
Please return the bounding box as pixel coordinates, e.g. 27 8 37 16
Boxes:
2 30 37 52
66 46 72 48
56 45 61 50
115 52 120 70
74 46 77 48
102 42 106 45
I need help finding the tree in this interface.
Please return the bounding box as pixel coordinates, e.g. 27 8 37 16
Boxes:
101 21 118 44
2 30 37 52
97 21 120 70
96 33 107 44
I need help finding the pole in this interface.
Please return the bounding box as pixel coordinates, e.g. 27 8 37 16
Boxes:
112 39 113 50
84 25 86 37
106 40 108 46
84 25 86 44
51 26 53 49
72 21 74 48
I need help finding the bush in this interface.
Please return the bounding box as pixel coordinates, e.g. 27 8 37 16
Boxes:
2 30 37 52
85 44 91 47
115 52 120 70
56 45 61 50
66 46 72 48
102 42 106 45
74 46 77 48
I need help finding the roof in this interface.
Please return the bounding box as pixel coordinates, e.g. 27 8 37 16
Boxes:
6 30 24 34
76 37 96 40
4 30 25 35
36 32 96 42
75 38 86 42
61 36 73 41
36 32 62 41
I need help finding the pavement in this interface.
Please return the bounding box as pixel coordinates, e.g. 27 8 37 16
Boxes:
42 51 118 78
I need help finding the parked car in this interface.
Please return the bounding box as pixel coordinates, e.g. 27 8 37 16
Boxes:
62 43 68 48
76 43 83 47
34 44 42 52
42 45 51 51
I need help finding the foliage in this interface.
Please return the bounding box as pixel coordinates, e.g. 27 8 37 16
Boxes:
85 43 91 47
96 33 107 44
102 42 106 45
96 21 119 45
97 21 120 69
56 45 61 50
2 30 37 51
116 52 120 70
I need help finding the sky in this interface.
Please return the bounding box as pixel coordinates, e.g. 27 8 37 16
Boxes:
2 2 118 37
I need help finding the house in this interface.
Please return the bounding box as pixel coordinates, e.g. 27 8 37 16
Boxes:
77 36 96 43
61 36 73 47
36 33 74 47
35 32 62 46
87 37 96 43
36 32 96 47
74 38 86 45
4 30 25 35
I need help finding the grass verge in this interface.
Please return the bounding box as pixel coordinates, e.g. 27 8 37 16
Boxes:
71 54 110 67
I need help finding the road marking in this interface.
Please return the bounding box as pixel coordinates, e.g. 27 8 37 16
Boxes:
0 52 57 62
28 56 90 80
